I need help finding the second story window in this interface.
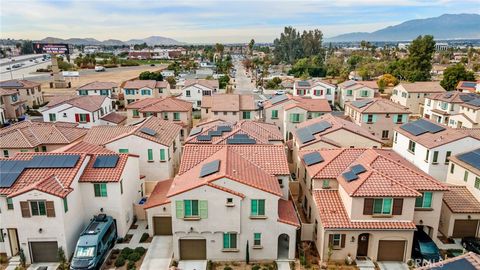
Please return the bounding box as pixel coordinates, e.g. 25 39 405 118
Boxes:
30 201 46 216
186 90 191 97
119 149 129 153
475 177 480 190
408 140 416 153
94 183 108 197
290 113 302 123
160 149 166 161
163 112 168 120
415 192 432 208
346 90 353 96
242 111 251 120
223 232 237 249
49 113 56 122
132 110 139 117
173 112 180 121
79 90 88 96
141 89 151 96
373 198 392 215
3 150 9 158
271 110 278 119
7 198 14 210
432 151 439 164
184 200 199 217
251 199 265 217
464 171 469 182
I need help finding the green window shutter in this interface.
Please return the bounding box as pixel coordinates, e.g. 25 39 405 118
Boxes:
298 114 304 122
251 200 258 215
423 192 432 208
289 114 294 122
223 233 230 248
373 199 382 214
176 201 184 218
372 114 378 123
147 149 153 161
184 200 192 216
363 114 369 123
464 171 469 182
383 198 392 214
391 114 397 123
101 184 107 197
174 112 180 120
160 149 166 161
63 197 68 213
415 196 423 207
94 184 100 197
402 114 408 123
119 149 129 153
258 199 265 215
475 178 480 189
199 200 208 219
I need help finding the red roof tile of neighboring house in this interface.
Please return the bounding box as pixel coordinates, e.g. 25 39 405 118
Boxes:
346 98 411 114
54 141 115 154
0 121 87 149
144 179 173 209
0 79 40 88
100 112 127 124
395 120 480 149
417 252 480 270
278 199 301 227
397 82 446 93
0 152 88 198
449 148 480 176
0 88 19 96
79 154 129 182
9 174 72 199
126 97 192 112
46 95 107 112
201 94 255 111
83 116 181 146
184 79 219 90
313 190 417 230
263 94 296 109
284 98 332 112
443 185 480 213
77 81 117 90
456 81 478 93
427 91 479 103
156 81 169 88
301 148 447 195
186 120 283 145
168 145 286 197
295 114 383 148
123 80 157 89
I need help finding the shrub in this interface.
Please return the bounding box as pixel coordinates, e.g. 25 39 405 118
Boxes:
224 267 233 270
140 233 149 243
121 247 133 257
127 261 135 270
116 237 124 243
115 256 126 267
134 247 146 256
127 252 141 262
207 260 214 270
252 265 261 270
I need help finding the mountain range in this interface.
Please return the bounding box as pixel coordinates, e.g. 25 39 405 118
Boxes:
327 14 480 42
39 36 183 46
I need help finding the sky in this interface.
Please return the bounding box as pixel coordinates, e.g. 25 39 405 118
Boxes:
1 0 479 43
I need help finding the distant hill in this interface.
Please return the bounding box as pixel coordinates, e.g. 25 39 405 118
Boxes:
327 14 480 42
38 36 183 46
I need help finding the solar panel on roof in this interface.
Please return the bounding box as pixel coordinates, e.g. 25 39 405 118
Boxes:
298 81 310 87
466 98 480 107
343 80 356 87
208 130 223 136
270 95 288 105
217 125 232 132
351 164 366 175
342 171 358 182
351 99 373 108
0 160 32 188
457 149 480 171
197 135 212 141
189 127 203 136
233 134 249 139
303 152 324 166
400 122 428 136
308 121 332 135
140 127 157 136
200 160 220 177
415 119 445 133
462 82 477 88
28 155 80 168
0 81 23 88
444 92 453 98
93 155 119 168
296 127 315 144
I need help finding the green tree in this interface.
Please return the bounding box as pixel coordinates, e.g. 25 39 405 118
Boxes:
325 56 343 77
273 26 302 64
20 40 34 55
404 35 436 81
139 71 163 81
248 39 255 55
301 29 324 58
218 75 230 89
166 76 176 88
440 64 475 91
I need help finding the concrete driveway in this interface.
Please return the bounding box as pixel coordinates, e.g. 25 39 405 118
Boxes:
377 261 409 270
140 236 173 270
177 260 207 270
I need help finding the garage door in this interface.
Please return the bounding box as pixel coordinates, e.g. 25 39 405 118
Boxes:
153 217 172 235
179 239 206 260
377 240 405 261
453 220 479 238
30 241 58 263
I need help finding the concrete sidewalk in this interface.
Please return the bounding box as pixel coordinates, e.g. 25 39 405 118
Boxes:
139 236 173 270
177 260 207 270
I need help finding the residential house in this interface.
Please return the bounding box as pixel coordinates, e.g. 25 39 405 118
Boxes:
185 119 283 145
77 81 118 107
0 80 43 109
0 88 26 121
180 79 219 109
292 80 336 105
122 80 170 105
201 94 257 121
97 112 127 126
0 151 141 263
448 95 480 128
125 97 192 139
291 114 383 175
456 81 479 93
344 98 411 143
423 92 479 125
0 121 87 158
445 148 480 201
296 148 447 262
392 119 480 181
144 144 299 261
42 95 113 128
0 107 5 125
83 116 182 189
338 80 376 109
390 82 446 115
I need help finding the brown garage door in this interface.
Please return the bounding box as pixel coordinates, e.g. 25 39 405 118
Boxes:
453 220 479 238
153 217 172 235
179 239 206 260
30 241 58 262
377 240 406 261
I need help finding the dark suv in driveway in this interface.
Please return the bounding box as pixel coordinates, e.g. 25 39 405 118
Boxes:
412 229 441 265
462 237 480 254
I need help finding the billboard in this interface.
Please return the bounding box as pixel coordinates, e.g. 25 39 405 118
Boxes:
33 43 70 55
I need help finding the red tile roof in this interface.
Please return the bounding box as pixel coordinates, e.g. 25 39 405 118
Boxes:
301 148 447 196
201 94 255 111
124 80 157 89
313 190 417 230
0 79 40 88
54 141 115 154
428 91 479 103
443 185 480 213
126 97 192 112
46 95 107 112
456 81 479 93
100 112 127 124
0 88 19 96
397 82 446 93
144 179 173 209
184 79 219 90
278 199 300 227
186 120 283 144
295 114 383 147
346 98 411 114
284 98 332 112
0 121 87 149
79 154 129 182
417 252 480 270
77 81 117 91
83 116 181 146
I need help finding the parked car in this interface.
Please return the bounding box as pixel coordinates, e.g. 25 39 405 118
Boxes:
274 90 286 95
253 89 260 93
70 214 117 270
412 229 441 265
94 66 106 72
462 237 480 254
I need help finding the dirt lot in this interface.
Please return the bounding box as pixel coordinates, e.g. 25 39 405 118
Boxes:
41 65 167 97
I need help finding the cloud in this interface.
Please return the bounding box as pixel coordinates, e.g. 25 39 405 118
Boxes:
1 0 478 43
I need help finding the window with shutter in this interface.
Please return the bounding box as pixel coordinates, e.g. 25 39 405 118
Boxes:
160 149 166 161
251 199 265 216
363 198 374 215
392 198 403 215
20 201 30 217
147 149 153 161
199 200 208 219
175 201 184 218
46 201 55 217
415 192 432 208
